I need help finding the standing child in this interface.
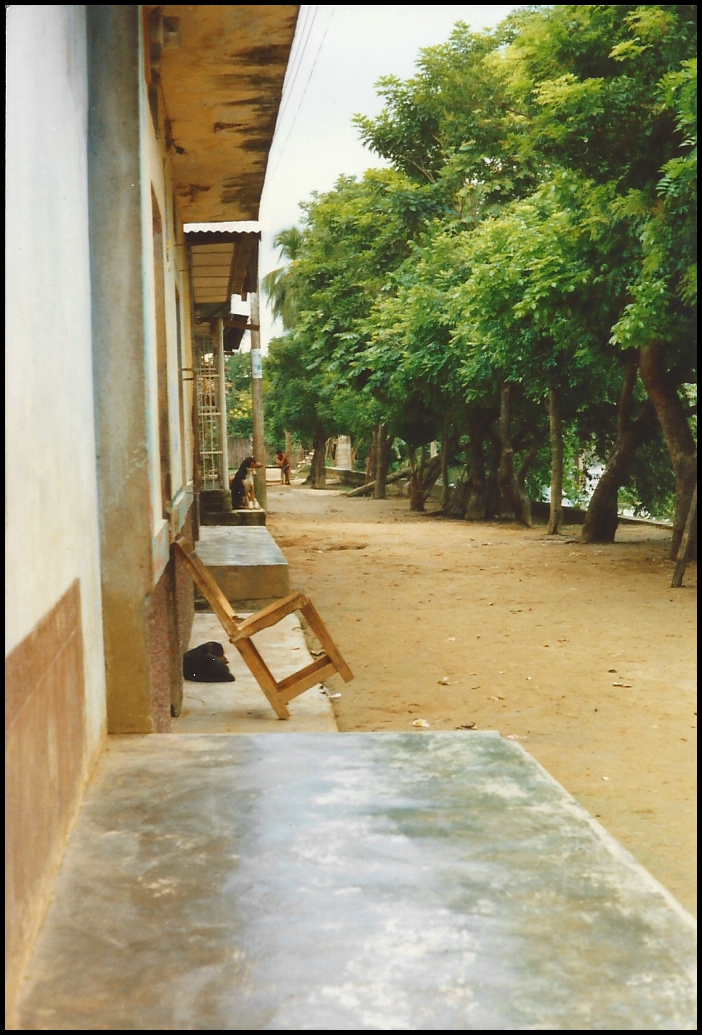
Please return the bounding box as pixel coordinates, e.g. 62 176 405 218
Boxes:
275 450 291 485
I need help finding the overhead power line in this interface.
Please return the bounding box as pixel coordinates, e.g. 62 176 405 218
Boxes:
273 5 318 133
268 5 336 180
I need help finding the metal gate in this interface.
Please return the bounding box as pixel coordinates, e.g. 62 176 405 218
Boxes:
194 335 223 489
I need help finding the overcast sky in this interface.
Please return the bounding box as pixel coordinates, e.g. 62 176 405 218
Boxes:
205 5 520 348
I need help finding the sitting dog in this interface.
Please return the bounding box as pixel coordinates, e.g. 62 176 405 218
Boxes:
230 456 263 510
183 641 235 682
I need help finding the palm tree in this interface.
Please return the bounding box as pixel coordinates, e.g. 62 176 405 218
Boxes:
261 226 303 330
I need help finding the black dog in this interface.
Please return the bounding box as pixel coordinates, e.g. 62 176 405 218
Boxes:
230 456 262 510
183 641 235 682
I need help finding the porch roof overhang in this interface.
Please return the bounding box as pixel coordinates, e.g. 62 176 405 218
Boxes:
152 5 299 224
186 230 260 350
186 229 260 304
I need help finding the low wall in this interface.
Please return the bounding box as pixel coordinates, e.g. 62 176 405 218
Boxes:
325 468 366 487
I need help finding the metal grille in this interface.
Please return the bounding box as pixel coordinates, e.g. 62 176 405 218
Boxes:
194 336 223 489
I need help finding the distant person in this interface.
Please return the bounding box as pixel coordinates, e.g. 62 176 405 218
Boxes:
276 450 291 485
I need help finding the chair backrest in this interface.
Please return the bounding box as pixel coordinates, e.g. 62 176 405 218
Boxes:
173 537 241 635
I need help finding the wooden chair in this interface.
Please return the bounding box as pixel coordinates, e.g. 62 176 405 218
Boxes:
173 537 353 718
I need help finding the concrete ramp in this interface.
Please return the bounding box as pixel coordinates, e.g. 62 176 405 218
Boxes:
15 732 696 1030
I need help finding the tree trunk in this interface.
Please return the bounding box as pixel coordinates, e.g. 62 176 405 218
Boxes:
440 425 450 510
465 429 487 521
497 385 531 526
516 435 543 493
346 467 410 497
365 424 378 484
421 453 442 496
581 403 656 542
547 385 563 535
309 428 327 489
639 341 697 559
576 453 586 494
447 477 470 517
285 430 292 464
447 440 471 518
582 355 656 543
373 423 392 499
408 446 425 511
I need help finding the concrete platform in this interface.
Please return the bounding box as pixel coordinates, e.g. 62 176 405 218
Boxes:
15 732 696 1030
174 612 338 732
195 526 289 605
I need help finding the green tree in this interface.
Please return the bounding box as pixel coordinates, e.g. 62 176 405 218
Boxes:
509 4 697 551
264 5 695 535
358 4 695 541
264 169 440 490
225 352 253 440
264 333 338 488
261 226 304 331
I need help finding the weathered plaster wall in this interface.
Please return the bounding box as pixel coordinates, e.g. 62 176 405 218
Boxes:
87 5 156 734
5 5 107 1011
5 4 107 744
88 7 195 733
142 70 195 570
146 507 196 727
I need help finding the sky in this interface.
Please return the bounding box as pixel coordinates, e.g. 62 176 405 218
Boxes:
189 5 519 349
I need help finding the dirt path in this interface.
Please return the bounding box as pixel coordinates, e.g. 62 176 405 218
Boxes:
265 480 697 915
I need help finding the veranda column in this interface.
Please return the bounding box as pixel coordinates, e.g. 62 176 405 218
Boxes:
216 318 229 489
250 291 267 509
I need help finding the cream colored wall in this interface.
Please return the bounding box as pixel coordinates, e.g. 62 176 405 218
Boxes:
5 5 107 750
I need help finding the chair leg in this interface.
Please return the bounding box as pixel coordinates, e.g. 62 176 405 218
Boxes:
300 600 354 682
234 638 290 719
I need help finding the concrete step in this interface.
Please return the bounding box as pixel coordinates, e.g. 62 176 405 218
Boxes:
14 732 696 1031
200 509 266 526
195 525 289 607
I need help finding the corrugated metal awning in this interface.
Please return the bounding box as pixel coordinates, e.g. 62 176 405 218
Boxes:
186 230 259 306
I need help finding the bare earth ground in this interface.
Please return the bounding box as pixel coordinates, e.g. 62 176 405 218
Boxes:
265 479 697 916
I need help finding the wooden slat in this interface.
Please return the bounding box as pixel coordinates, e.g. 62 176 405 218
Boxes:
300 600 354 682
234 638 290 719
173 538 240 633
230 591 306 641
277 657 337 704
189 242 236 253
192 253 234 267
227 234 256 300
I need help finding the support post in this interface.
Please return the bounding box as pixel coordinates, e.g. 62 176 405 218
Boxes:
216 318 228 490
250 291 267 508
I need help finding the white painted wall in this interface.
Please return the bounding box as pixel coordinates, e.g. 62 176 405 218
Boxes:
5 6 107 748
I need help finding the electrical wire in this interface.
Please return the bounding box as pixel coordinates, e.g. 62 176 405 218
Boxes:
272 6 319 139
268 5 336 180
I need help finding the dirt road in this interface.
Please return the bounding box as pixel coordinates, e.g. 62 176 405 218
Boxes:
265 480 697 915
